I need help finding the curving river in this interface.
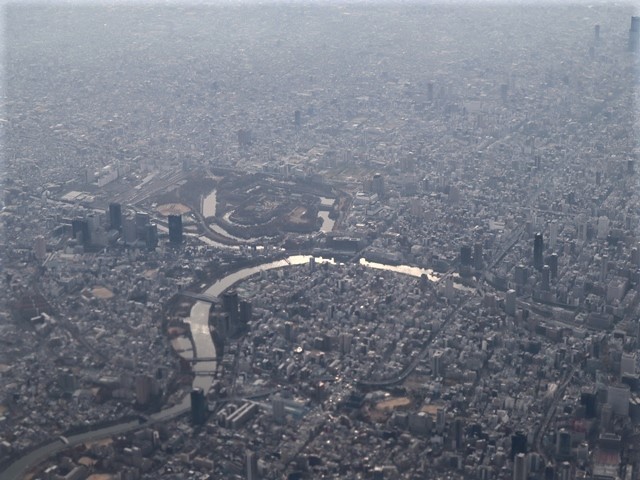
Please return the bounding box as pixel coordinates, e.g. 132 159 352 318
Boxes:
0 255 442 480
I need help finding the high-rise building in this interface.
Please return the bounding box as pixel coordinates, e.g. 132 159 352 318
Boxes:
240 300 252 326
135 212 150 241
145 223 158 251
557 462 571 480
549 220 558 250
541 265 550 291
506 290 517 316
607 384 630 416
500 83 508 103
432 350 443 377
511 431 527 460
135 374 157 406
436 406 446 433
581 389 598 418
621 353 636 376
597 216 610 240
238 129 252 148
372 173 385 198
72 218 91 246
246 450 259 480
109 203 122 231
548 253 558 279
34 235 46 260
223 290 240 326
453 417 464 450
629 16 639 53
191 387 207 425
427 82 434 102
460 245 473 266
556 429 571 459
272 396 285 424
122 216 137 245
168 214 183 245
513 453 527 480
533 233 544 271
474 242 484 270
594 24 600 42
294 110 301 128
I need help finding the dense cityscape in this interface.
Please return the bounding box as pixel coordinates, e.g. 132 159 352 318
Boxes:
1 3 640 480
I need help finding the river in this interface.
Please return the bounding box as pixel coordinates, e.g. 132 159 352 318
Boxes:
1 255 445 480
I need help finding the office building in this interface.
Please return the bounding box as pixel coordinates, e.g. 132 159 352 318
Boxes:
533 233 544 271
109 203 122 231
168 214 183 245
191 387 207 425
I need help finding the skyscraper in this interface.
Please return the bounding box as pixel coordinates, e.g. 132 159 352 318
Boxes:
533 233 544 271
109 203 122 231
168 214 183 245
191 387 207 425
